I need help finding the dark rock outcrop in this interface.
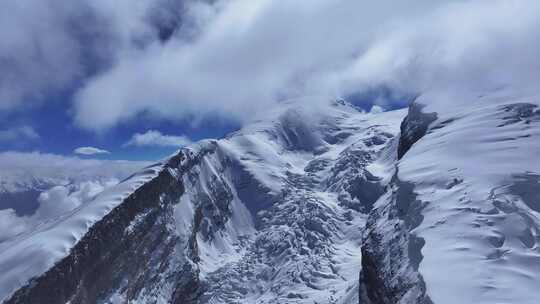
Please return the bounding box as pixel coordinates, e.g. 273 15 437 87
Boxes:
4 152 208 304
397 102 437 159
361 101 436 304
360 175 432 304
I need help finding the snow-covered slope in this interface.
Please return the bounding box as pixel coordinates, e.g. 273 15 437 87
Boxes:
0 163 163 303
403 91 540 304
0 99 405 304
362 89 540 304
3 91 540 304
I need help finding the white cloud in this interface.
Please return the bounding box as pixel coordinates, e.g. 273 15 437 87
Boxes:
0 209 28 242
73 0 445 130
0 151 150 193
0 0 183 111
332 0 540 102
3 0 540 131
0 151 150 243
0 179 118 244
0 126 39 142
124 130 192 147
0 1 83 111
369 105 385 114
35 186 80 219
72 0 540 131
35 179 117 220
74 146 110 155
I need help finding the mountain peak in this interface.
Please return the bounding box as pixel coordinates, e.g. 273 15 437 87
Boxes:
4 92 540 304
0 96 406 304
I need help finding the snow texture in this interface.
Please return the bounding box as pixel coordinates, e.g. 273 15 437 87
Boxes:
3 90 540 304
0 98 405 303
400 90 540 304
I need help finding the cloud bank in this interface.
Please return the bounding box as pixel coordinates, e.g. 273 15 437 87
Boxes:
0 151 151 242
0 151 150 192
73 0 439 129
72 0 540 130
0 0 183 111
2 0 540 132
0 179 120 242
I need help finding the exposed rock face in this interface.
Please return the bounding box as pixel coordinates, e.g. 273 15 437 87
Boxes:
361 92 540 304
360 175 433 304
5 153 194 304
4 142 240 304
360 102 437 304
397 102 437 159
1 100 440 304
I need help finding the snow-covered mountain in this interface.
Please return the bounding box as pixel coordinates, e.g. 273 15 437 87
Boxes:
1 93 540 304
362 90 540 304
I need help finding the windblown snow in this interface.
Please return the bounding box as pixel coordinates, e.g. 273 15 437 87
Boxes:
397 90 540 304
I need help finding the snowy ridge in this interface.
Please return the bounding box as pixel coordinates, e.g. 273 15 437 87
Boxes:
0 98 406 304
362 89 540 304
192 100 405 303
400 91 540 304
0 164 163 303
3 91 540 304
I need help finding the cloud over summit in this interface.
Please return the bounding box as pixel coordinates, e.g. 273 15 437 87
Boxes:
1 0 540 132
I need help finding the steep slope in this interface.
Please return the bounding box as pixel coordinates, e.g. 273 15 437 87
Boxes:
361 89 540 304
0 99 405 304
4 90 539 304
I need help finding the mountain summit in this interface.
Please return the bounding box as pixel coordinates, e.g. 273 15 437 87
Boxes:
2 93 540 304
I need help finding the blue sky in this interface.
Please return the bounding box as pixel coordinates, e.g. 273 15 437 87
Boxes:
0 84 406 161
0 89 240 160
1 0 539 161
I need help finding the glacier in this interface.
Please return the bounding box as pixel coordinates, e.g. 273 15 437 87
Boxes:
364 90 540 304
1 92 540 304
